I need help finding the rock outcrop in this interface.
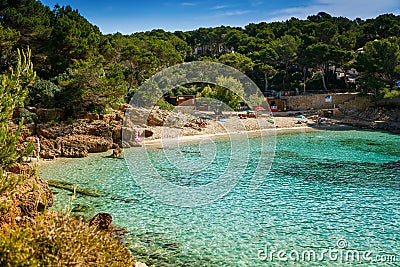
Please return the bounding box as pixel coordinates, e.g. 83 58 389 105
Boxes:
112 147 122 158
0 174 53 228
31 112 123 159
89 212 113 230
19 106 223 159
39 137 62 159
342 105 400 133
355 106 400 122
62 135 112 156
38 135 113 159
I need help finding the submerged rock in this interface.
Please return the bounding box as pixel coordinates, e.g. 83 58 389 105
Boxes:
71 204 91 213
110 195 137 204
47 180 103 197
318 162 346 168
161 242 181 251
381 161 400 170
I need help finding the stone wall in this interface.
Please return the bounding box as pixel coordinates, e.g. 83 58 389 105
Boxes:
286 93 372 111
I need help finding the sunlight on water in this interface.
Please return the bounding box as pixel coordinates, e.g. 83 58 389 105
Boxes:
39 129 400 266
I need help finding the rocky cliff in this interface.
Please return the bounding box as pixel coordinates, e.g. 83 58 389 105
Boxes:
0 164 53 228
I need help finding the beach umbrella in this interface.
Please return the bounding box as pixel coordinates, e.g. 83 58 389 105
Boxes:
296 115 306 119
254 107 266 111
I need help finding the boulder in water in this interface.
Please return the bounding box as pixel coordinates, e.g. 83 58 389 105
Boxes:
112 147 122 158
89 212 113 230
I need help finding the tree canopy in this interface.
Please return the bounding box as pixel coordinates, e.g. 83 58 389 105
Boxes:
1 1 399 113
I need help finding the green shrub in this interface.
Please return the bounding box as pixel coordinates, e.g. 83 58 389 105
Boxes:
381 88 400 99
157 99 175 111
18 108 38 124
27 78 61 108
0 49 35 193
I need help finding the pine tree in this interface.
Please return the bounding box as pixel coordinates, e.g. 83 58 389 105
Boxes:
0 48 36 194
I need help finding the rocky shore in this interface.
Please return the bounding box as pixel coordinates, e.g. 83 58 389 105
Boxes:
0 167 53 228
18 112 310 160
19 111 124 159
0 162 145 266
340 106 400 133
16 104 400 162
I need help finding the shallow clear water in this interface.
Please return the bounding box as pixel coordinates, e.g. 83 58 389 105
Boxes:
39 129 400 266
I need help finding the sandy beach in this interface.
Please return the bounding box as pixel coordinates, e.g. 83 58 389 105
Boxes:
142 115 350 147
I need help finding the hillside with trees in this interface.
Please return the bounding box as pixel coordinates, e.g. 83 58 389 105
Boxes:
0 0 399 116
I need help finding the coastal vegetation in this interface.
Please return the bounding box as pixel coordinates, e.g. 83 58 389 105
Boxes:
0 213 136 266
0 49 35 194
0 47 136 266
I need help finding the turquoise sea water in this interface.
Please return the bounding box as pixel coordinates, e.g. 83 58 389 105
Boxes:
39 129 400 266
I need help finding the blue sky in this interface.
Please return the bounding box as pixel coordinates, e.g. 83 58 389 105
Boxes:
39 0 400 34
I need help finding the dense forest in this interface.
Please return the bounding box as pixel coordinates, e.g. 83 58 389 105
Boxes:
1 0 399 116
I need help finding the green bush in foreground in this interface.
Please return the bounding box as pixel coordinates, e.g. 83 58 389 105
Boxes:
0 49 35 195
0 213 136 266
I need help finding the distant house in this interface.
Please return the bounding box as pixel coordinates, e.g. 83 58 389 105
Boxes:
347 68 359 76
164 95 196 106
335 68 346 79
347 77 356 84
193 45 206 55
193 44 233 56
267 98 287 112
194 46 206 55
345 68 359 84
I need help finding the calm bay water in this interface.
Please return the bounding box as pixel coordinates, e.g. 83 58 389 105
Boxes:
39 129 400 266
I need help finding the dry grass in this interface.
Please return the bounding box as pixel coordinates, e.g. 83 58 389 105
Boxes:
0 211 136 266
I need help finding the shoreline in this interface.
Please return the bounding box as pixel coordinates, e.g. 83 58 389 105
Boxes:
37 122 357 165
22 106 399 164
32 112 399 166
141 116 400 148
143 125 314 147
37 126 310 164
141 115 355 146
